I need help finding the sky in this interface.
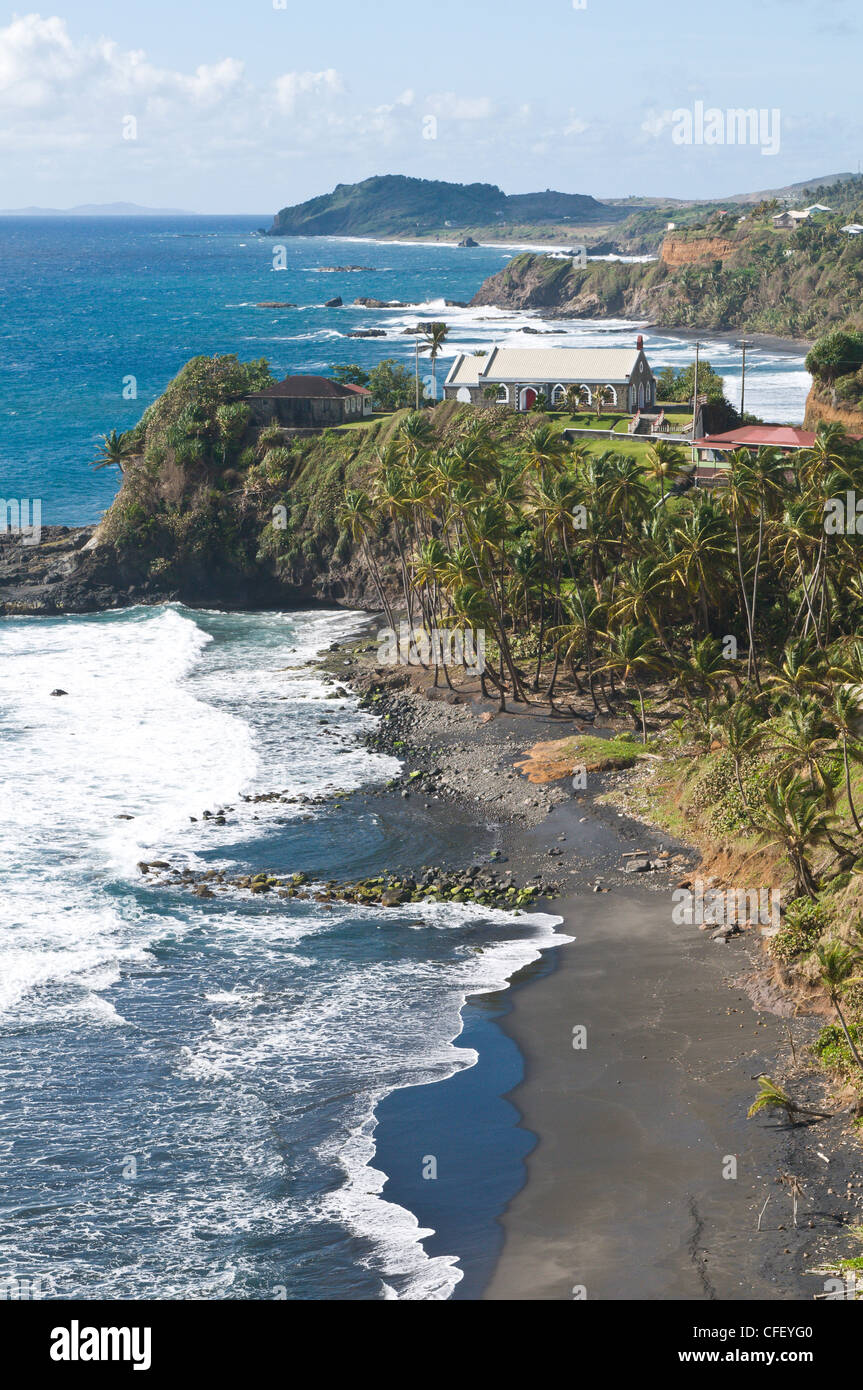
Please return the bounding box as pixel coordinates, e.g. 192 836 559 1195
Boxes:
0 1 860 213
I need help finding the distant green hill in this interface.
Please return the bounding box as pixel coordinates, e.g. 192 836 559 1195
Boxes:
267 175 619 237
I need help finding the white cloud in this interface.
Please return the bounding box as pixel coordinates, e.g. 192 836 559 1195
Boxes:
274 68 343 115
0 15 498 166
640 108 674 140
563 112 588 136
425 92 493 121
0 14 640 206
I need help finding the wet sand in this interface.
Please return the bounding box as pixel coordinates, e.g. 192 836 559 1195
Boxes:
484 799 841 1301
328 640 860 1301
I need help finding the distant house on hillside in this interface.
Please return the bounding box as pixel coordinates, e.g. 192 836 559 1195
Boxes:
841 223 863 236
444 338 656 412
243 375 372 428
772 209 812 229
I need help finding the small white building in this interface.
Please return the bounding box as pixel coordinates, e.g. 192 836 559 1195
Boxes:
444 339 656 413
841 223 863 236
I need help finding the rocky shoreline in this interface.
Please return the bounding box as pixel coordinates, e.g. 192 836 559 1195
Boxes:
318 630 863 1298
67 609 863 1296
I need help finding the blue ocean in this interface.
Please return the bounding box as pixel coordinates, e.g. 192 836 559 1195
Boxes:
0 216 810 526
0 218 808 1300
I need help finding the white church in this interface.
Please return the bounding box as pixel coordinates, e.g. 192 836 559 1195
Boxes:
444 337 657 413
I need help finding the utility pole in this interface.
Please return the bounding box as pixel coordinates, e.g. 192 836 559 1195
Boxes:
415 338 420 410
691 340 702 468
737 339 754 420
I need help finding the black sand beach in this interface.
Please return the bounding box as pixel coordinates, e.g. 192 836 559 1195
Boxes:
324 636 863 1301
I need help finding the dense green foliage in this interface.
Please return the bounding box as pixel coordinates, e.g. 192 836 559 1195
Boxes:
268 174 616 237
330 358 417 409
656 359 729 405
477 186 863 338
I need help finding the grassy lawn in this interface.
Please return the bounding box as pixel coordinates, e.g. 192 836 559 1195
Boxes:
546 412 625 431
334 411 399 431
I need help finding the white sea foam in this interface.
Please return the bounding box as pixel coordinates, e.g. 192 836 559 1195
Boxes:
0 604 393 1026
175 896 571 1301
0 600 572 1300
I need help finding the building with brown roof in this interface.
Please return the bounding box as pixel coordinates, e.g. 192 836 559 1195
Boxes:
244 374 372 428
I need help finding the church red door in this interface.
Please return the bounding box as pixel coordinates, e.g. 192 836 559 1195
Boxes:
523 388 536 411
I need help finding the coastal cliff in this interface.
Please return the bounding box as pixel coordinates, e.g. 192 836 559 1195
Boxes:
0 358 490 616
471 207 863 339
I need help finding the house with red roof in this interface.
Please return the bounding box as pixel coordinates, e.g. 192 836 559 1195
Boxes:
691 425 819 484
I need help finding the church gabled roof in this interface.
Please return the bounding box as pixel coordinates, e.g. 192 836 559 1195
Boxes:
445 345 649 388
478 345 644 383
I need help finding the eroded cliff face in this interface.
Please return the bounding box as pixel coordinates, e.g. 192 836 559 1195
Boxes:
468 245 833 339
0 520 388 616
803 387 863 433
660 235 737 266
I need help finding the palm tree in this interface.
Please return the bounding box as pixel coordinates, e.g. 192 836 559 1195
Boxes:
337 489 396 629
680 635 728 721
754 775 838 899
420 322 449 404
828 686 863 835
812 940 863 1073
748 1075 832 1122
644 440 685 503
91 429 133 473
596 625 663 743
769 699 837 800
715 698 763 810
657 501 733 633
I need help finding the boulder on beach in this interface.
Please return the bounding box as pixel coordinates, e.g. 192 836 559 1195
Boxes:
323 296 343 308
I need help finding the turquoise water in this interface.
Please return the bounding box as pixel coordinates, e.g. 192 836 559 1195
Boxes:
0 216 808 1301
0 602 566 1299
0 216 810 526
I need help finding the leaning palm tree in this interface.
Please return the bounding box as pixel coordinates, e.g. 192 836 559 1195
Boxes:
420 322 449 404
337 489 396 629
812 940 863 1073
748 1075 833 1122
91 429 133 473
